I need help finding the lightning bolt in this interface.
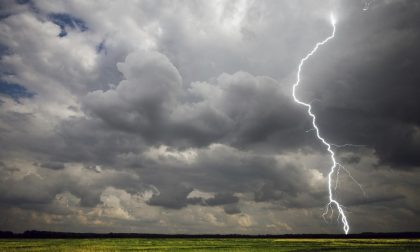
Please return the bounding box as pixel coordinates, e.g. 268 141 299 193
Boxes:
291 13 351 234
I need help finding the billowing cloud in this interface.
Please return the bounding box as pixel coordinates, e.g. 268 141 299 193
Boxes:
0 0 419 234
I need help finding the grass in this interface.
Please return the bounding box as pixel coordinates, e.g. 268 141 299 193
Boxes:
0 238 419 251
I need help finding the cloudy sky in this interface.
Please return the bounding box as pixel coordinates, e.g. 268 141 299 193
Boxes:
0 0 419 234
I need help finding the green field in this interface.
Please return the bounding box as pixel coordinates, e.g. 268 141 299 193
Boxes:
0 238 419 251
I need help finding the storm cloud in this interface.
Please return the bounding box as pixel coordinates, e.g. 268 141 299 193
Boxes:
0 0 419 234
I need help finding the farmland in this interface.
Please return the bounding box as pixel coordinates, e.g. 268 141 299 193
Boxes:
0 238 419 251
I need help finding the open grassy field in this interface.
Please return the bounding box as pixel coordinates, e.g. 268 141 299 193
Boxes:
0 238 419 251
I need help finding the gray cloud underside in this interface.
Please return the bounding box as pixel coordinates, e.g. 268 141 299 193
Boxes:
0 0 419 234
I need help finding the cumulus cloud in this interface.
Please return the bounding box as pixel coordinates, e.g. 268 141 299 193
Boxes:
0 0 419 234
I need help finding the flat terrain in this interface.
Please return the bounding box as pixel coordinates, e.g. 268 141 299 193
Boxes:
0 238 419 251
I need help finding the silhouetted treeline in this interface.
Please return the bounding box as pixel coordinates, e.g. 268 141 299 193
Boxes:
0 230 419 239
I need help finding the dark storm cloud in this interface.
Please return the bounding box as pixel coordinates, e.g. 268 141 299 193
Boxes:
82 48 310 151
205 193 239 206
55 117 147 165
38 161 65 170
148 184 193 209
0 164 144 208
298 0 420 168
137 144 323 213
341 155 361 164
223 204 241 215
0 0 419 234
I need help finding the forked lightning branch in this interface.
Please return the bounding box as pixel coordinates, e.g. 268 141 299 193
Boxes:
291 14 356 234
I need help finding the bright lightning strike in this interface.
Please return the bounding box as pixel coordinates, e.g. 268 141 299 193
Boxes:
291 13 351 234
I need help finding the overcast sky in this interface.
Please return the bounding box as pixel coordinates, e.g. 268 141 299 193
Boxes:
0 0 419 234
